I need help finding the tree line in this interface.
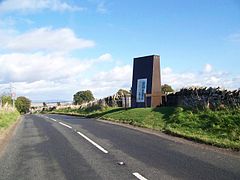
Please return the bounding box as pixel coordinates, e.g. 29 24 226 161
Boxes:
1 95 31 114
73 85 174 105
0 84 174 113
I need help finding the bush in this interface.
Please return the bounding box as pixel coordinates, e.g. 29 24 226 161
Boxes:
73 90 95 105
1 96 13 107
15 96 31 114
84 104 107 112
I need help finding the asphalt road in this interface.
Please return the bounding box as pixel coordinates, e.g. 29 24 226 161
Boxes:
0 114 240 180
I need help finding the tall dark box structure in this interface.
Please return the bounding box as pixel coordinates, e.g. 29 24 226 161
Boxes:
131 55 162 108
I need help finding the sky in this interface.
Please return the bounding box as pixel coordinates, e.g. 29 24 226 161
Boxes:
0 0 239 102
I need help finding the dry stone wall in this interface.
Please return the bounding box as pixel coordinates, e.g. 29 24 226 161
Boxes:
166 87 240 110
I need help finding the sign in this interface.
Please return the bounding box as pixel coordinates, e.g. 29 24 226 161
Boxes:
136 78 147 102
131 55 161 107
11 92 16 100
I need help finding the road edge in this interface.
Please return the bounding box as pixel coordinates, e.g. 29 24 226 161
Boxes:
97 118 240 158
48 112 240 157
0 116 22 156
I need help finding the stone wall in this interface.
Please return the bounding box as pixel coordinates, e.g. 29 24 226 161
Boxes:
80 92 131 109
166 87 240 110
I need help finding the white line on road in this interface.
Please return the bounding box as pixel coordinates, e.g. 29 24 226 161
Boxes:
59 122 72 129
76 131 108 154
40 115 108 154
50 118 57 122
132 172 148 180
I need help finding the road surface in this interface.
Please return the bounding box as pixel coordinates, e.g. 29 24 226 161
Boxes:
0 114 240 180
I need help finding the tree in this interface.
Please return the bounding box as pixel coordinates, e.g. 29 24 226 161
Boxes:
15 96 31 114
43 102 47 107
73 90 94 105
161 84 174 94
116 89 131 96
116 89 131 109
1 96 13 107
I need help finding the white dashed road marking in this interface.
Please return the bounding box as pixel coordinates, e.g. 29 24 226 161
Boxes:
40 115 108 154
76 131 109 154
59 122 72 129
39 115 147 178
50 118 57 122
132 172 148 180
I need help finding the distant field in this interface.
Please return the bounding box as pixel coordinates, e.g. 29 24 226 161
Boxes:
51 107 240 150
0 110 20 133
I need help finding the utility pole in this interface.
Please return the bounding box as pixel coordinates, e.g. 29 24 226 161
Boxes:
0 84 16 109
7 83 16 108
0 94 2 109
0 86 3 109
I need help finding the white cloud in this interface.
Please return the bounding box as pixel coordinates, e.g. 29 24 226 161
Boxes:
204 64 212 73
162 65 240 91
0 61 132 100
0 27 95 53
228 33 240 42
0 52 116 84
0 53 92 83
162 67 172 75
98 53 112 62
97 1 107 14
0 0 83 13
0 29 16 46
0 26 117 101
92 65 132 82
0 44 240 100
0 80 73 101
0 17 15 27
79 65 132 98
1 51 239 101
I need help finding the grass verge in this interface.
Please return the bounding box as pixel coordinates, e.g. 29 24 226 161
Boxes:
51 107 240 150
0 110 20 134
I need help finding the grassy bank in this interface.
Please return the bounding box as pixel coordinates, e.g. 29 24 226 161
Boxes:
0 110 20 133
51 107 240 150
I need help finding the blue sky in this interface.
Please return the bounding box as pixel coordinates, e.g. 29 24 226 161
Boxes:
0 0 239 101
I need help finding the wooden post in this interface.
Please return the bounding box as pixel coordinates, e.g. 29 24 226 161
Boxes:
144 93 147 108
124 94 127 110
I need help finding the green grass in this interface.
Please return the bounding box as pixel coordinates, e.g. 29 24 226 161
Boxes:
164 107 240 149
51 107 240 150
97 107 175 130
0 110 20 133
